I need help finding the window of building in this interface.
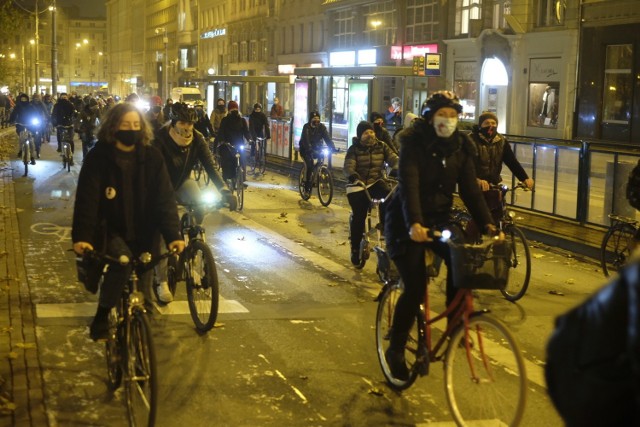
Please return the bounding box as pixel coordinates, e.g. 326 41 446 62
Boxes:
455 0 481 36
454 61 478 122
363 1 397 46
492 0 510 30
240 41 248 62
406 0 438 43
538 0 562 27
602 44 633 124
260 39 267 61
249 40 257 61
334 9 354 49
231 43 238 63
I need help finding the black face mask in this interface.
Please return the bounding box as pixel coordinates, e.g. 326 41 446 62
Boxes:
480 125 497 140
115 130 143 147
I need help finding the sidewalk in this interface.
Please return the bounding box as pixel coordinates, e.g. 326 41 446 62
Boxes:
0 128 48 426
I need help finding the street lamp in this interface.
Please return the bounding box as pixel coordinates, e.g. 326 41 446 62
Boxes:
49 1 58 97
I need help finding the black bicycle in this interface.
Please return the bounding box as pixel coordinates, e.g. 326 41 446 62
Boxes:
600 213 638 277
57 125 74 172
16 120 38 177
298 147 335 207
221 142 246 211
251 136 267 175
166 192 221 332
82 249 176 427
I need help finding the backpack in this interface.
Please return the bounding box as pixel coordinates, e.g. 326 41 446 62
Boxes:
545 260 640 427
626 159 640 210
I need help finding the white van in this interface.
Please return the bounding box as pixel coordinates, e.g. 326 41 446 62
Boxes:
170 87 203 106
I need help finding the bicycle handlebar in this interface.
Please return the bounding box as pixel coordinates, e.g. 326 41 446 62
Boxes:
81 248 178 270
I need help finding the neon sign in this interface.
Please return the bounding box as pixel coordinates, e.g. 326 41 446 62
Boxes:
201 28 226 39
391 44 438 61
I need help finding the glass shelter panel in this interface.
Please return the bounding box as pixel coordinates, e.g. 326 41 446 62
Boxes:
556 148 579 218
532 146 556 213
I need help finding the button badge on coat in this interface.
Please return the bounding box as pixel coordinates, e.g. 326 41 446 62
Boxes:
105 187 117 199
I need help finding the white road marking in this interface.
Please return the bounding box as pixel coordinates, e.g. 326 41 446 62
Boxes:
35 296 248 318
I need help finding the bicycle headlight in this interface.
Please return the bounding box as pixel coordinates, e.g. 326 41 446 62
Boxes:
201 190 220 205
239 144 245 151
31 117 40 126
322 148 329 156
441 229 452 242
507 210 516 219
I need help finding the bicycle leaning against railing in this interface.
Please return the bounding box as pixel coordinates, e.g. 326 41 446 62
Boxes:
80 249 177 427
375 230 527 426
600 213 638 277
298 147 337 207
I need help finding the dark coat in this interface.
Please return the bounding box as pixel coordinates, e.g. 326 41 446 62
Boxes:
51 98 76 127
343 138 398 185
385 120 493 258
248 110 271 140
9 101 40 133
194 110 214 138
153 125 226 191
469 126 529 185
299 122 335 155
72 140 181 253
217 110 251 147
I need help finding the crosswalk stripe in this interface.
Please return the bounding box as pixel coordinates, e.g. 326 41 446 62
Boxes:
35 297 249 318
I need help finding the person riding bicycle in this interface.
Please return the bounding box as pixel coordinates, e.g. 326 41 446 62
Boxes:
370 112 394 152
78 98 100 161
9 93 39 164
299 111 336 193
248 102 271 156
468 111 534 229
211 98 227 136
71 102 185 341
217 100 252 182
193 100 214 139
51 92 77 153
344 121 398 266
153 102 237 303
383 91 498 380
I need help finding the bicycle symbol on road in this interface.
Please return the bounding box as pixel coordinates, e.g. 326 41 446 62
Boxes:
30 223 72 242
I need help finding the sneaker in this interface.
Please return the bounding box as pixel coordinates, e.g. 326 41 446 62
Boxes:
350 250 360 266
30 159 35 165
156 281 173 303
89 314 109 341
385 347 409 381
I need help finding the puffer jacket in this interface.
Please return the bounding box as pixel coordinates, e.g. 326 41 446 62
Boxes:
469 126 529 185
385 120 493 258
343 138 398 185
217 110 251 147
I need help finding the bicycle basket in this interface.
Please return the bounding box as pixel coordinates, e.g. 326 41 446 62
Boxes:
449 240 511 289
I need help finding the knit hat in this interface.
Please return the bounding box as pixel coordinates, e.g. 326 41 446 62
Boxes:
404 112 418 124
478 110 498 126
228 100 239 111
370 112 384 123
356 121 374 140
309 110 321 121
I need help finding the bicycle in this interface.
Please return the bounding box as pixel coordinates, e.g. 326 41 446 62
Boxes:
57 125 74 172
375 231 527 426
16 120 38 177
600 213 638 277
452 182 532 302
192 160 207 185
298 147 336 207
220 142 246 211
250 136 267 175
346 178 398 271
81 249 176 427
164 192 221 332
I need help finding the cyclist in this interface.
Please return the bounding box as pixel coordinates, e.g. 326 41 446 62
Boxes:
71 102 185 341
299 111 336 193
248 102 270 157
153 102 237 303
42 94 54 143
211 98 227 136
467 111 534 231
383 91 498 380
344 121 398 266
51 92 76 153
217 100 252 182
9 93 38 164
369 112 394 151
78 98 100 161
193 100 214 139
29 94 49 158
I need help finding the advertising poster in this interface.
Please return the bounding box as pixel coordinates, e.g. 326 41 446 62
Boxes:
347 81 369 147
293 81 309 150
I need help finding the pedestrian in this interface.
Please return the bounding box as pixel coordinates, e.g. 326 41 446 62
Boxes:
71 102 185 341
270 96 284 119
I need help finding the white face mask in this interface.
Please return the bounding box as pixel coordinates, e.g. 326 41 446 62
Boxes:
433 116 458 138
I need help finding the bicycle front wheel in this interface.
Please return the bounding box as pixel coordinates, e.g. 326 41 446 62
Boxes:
186 240 219 332
298 165 310 200
258 142 266 175
125 310 157 427
375 282 421 390
501 225 531 302
601 223 636 277
235 165 244 210
317 165 333 206
444 314 527 427
105 308 122 390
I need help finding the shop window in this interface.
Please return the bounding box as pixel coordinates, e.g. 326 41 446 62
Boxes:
455 0 481 36
602 44 633 124
454 61 477 122
528 83 559 128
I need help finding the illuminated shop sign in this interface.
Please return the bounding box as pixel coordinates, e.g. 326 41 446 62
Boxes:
391 44 438 61
278 64 296 74
329 49 378 67
200 28 226 39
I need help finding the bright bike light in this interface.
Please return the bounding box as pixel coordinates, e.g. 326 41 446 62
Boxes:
239 145 245 151
31 117 40 126
441 229 452 242
322 148 329 156
201 190 220 205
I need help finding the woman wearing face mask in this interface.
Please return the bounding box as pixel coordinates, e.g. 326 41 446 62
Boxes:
382 91 498 381
72 102 185 341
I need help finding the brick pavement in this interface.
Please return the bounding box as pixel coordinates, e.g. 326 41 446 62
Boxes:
0 128 48 426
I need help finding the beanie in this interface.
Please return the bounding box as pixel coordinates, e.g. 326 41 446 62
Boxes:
478 110 498 126
369 112 384 123
228 100 239 111
356 121 374 140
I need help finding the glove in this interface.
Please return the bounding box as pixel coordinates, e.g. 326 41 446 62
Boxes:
484 224 498 236
388 169 398 178
221 189 238 211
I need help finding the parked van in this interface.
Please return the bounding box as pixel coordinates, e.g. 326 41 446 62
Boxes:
170 87 203 106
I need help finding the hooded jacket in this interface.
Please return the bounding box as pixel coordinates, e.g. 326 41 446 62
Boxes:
385 120 493 258
217 110 251 147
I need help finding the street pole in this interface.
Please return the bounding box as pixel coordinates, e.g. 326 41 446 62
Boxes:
34 0 39 94
21 46 26 92
164 35 168 99
51 0 57 97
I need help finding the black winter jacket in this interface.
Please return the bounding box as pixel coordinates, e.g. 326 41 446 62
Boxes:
343 138 398 185
299 123 335 155
153 125 226 191
385 120 493 258
248 111 271 140
72 140 181 253
469 126 529 185
217 110 251 147
51 98 76 127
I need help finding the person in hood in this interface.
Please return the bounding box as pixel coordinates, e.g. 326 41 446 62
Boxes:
248 102 271 157
298 111 336 193
343 121 398 266
79 98 101 160
217 100 252 182
9 93 39 163
211 98 227 136
51 92 77 153
369 112 393 151
382 91 499 381
72 102 185 341
193 100 214 139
